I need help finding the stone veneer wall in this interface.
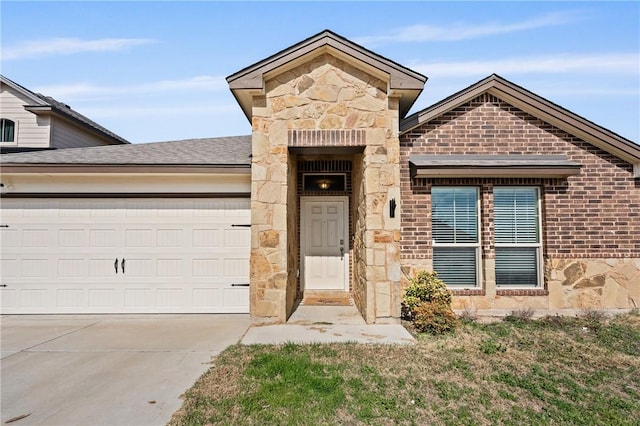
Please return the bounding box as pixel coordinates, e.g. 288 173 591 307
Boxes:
250 52 404 323
399 93 640 313
286 153 299 316
352 153 368 319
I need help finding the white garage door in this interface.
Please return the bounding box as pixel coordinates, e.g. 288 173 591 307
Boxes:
0 198 251 314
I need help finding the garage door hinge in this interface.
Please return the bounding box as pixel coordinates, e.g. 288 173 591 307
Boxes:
231 224 251 227
0 284 7 288
0 224 8 228
231 283 250 287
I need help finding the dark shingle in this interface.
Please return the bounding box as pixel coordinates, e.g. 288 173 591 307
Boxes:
1 75 129 145
1 136 252 166
35 94 130 145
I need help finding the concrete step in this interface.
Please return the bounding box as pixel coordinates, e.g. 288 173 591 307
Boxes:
301 291 352 306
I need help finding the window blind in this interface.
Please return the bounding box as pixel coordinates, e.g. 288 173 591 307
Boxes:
432 187 478 244
432 187 479 287
433 247 477 286
494 187 540 287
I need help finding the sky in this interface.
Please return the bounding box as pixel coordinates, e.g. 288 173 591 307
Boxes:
1 1 639 144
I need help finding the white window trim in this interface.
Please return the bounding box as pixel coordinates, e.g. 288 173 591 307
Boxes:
432 186 482 288
494 186 543 288
0 118 18 146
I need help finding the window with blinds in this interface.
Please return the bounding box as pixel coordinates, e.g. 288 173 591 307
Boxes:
431 187 480 287
494 187 541 286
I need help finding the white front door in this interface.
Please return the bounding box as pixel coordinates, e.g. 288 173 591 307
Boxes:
300 196 349 291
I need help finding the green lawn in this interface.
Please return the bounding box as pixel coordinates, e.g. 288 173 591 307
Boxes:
170 311 640 426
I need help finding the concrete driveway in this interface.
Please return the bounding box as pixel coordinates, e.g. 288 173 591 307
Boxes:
1 314 250 426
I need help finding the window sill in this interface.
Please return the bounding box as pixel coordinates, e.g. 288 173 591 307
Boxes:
451 289 486 296
496 288 549 296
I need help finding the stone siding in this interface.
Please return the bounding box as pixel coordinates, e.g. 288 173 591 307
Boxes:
250 53 403 323
400 93 640 312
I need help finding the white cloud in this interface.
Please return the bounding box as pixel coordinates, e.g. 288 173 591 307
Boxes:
2 37 156 60
355 11 586 45
412 53 640 77
33 76 228 100
82 103 239 118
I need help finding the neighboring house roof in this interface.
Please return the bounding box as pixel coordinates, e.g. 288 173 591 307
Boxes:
400 74 640 177
227 29 427 121
1 75 129 145
1 135 252 173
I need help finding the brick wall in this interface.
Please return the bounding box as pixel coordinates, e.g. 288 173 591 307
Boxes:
400 93 640 261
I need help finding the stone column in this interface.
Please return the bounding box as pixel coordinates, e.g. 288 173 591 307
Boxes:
249 102 290 324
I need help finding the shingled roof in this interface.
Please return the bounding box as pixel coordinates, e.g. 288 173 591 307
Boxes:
400 74 640 177
1 75 129 145
1 135 252 170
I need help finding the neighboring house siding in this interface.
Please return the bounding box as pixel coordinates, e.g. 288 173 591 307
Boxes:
51 118 115 149
0 85 50 148
400 93 639 312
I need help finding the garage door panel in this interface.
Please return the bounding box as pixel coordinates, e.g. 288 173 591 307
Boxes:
90 229 120 248
224 228 250 247
192 288 221 307
21 259 51 277
192 259 221 277
157 229 183 247
22 229 51 248
57 258 88 278
1 198 250 314
58 228 88 248
193 229 221 247
89 258 120 277
124 288 154 308
1 258 19 277
21 288 49 308
125 229 155 248
224 199 251 217
157 259 183 277
1 228 20 247
57 288 87 308
224 287 250 308
157 288 184 307
224 258 250 278
88 289 117 308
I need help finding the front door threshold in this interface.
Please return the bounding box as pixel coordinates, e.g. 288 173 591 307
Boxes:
301 291 352 306
288 293 365 325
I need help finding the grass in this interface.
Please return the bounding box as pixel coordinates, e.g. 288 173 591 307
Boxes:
169 311 640 426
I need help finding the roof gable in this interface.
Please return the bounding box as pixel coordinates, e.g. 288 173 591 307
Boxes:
400 74 640 177
1 75 129 145
227 30 427 120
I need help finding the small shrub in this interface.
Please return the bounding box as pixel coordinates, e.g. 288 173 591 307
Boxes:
403 270 458 335
504 308 535 323
539 314 567 328
580 308 607 328
413 301 459 334
459 307 478 324
404 271 452 309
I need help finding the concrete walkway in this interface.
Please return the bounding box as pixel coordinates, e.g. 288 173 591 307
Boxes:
1 314 250 426
1 310 414 425
242 305 416 345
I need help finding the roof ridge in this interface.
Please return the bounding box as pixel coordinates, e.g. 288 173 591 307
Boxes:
1 74 130 145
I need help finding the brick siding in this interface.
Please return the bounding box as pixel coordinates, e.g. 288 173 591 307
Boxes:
400 93 640 261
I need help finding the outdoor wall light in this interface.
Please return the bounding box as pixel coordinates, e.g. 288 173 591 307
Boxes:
317 179 331 190
389 198 396 218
